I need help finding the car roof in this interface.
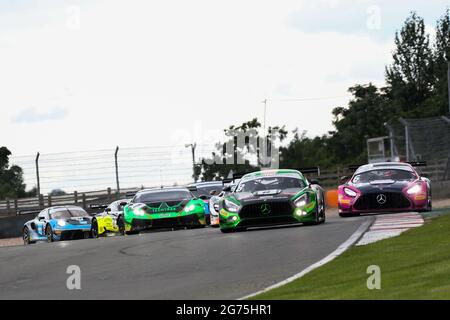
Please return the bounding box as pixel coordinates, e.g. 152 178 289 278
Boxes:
135 187 190 195
354 162 415 175
48 205 84 210
188 181 223 187
241 169 304 180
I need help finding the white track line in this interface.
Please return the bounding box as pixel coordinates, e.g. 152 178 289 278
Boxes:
239 219 373 300
356 212 424 246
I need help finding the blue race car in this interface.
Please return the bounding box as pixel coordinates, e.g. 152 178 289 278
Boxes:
22 206 94 244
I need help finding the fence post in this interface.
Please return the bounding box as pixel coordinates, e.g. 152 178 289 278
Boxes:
74 191 78 204
35 152 41 197
14 199 18 215
48 194 52 207
39 194 44 209
115 146 120 195
6 199 11 215
107 187 111 203
82 193 86 209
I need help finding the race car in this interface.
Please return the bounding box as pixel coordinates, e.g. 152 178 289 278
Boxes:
338 162 432 217
218 169 325 233
122 187 206 233
209 182 237 227
90 199 131 237
187 181 225 225
23 206 93 244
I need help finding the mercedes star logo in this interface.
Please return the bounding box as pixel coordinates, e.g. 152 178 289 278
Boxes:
376 194 387 205
260 204 271 215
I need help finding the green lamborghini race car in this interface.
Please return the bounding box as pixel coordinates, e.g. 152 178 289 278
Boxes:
122 187 206 233
219 169 325 233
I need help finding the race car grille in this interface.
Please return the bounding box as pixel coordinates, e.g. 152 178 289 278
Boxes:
131 219 152 231
144 201 184 212
66 218 90 225
353 192 410 210
152 218 181 228
239 201 293 219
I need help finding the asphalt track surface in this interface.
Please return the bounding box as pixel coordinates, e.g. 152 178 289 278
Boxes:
0 215 368 299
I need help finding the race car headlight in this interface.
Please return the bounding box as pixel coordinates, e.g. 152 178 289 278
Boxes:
294 194 309 208
407 184 422 195
344 187 357 197
134 209 146 216
57 220 66 227
184 204 196 212
223 199 240 213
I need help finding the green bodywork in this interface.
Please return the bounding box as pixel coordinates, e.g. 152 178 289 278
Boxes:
123 198 206 231
219 169 321 230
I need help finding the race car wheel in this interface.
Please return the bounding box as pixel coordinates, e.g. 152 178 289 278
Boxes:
23 227 35 245
304 208 321 226
45 225 54 243
320 206 326 224
90 219 99 238
117 215 126 236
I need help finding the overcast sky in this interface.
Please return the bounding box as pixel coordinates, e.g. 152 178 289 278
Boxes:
1 0 449 158
0 0 446 154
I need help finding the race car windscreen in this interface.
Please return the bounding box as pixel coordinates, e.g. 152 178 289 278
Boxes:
352 169 417 183
191 184 223 198
134 190 192 203
235 176 306 193
49 208 89 219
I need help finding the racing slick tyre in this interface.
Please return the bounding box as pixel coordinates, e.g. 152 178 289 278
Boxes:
45 224 55 243
117 215 126 236
319 206 326 224
90 219 99 238
23 227 35 245
303 214 319 226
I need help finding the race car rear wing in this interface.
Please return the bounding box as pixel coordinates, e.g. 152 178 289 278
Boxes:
125 191 137 198
407 161 427 167
186 185 198 192
295 167 321 176
90 204 108 210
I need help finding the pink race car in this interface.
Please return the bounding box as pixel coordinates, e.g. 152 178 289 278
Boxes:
338 162 432 217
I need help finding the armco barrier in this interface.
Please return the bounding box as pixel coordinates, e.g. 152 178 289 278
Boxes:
0 214 36 239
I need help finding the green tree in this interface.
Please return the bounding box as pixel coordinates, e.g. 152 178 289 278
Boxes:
429 9 450 115
196 119 287 181
0 147 27 200
385 12 435 117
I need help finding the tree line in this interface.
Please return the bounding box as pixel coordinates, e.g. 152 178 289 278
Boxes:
197 10 450 180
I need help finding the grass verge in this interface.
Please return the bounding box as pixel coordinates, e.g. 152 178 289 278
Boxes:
252 213 450 299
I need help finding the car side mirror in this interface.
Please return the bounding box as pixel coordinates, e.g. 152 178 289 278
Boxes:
310 179 320 185
209 190 217 196
119 202 128 206
199 195 208 200
105 208 112 213
38 216 45 221
222 186 232 192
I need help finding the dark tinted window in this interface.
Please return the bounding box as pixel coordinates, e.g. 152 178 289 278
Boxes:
134 190 192 203
191 184 223 198
236 177 306 193
352 169 417 183
49 208 89 219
